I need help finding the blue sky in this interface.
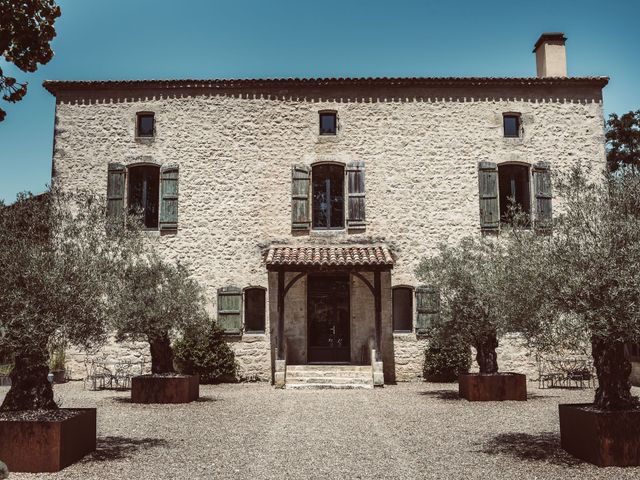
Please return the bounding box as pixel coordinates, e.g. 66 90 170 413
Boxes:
1 0 639 202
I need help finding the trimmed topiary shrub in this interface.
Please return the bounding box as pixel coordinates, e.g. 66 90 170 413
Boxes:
423 334 471 382
174 322 237 383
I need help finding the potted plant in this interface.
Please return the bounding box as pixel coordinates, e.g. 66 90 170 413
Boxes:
112 253 208 404
48 344 66 384
0 190 140 472
513 168 640 466
417 237 527 401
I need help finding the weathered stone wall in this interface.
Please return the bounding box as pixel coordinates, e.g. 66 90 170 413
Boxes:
51 82 606 382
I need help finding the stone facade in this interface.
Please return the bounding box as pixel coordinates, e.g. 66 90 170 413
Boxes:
46 68 607 383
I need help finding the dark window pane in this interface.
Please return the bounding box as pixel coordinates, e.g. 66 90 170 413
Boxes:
312 164 344 229
319 113 337 135
245 288 266 332
128 165 159 228
498 164 530 222
503 115 520 137
137 114 155 137
393 287 413 332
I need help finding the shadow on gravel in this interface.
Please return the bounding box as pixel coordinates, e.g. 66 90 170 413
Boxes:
195 396 218 403
86 436 171 462
107 396 132 404
480 432 582 466
526 392 561 400
417 390 461 400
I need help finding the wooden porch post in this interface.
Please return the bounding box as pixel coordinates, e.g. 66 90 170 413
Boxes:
374 270 382 358
277 270 285 360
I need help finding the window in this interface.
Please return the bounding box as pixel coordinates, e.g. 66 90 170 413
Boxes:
393 287 413 332
319 112 337 135
137 113 155 137
244 288 266 333
312 164 344 229
503 114 520 138
128 165 160 228
107 163 179 231
498 164 530 222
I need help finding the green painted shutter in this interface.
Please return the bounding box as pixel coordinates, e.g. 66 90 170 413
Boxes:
107 163 125 219
346 160 366 229
160 166 179 231
217 287 242 334
415 285 440 334
478 161 499 231
291 165 311 230
533 162 552 230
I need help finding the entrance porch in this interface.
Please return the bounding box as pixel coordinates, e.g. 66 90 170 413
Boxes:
265 246 395 387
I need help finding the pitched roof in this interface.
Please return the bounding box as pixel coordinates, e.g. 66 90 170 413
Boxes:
265 245 394 269
42 76 609 94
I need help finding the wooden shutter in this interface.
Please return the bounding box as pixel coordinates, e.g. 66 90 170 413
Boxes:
160 165 179 231
533 162 552 230
478 161 499 231
217 287 242 334
291 165 311 230
346 160 366 229
415 285 440 334
107 163 125 219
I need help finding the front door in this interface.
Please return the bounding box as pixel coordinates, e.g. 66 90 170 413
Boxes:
307 274 350 363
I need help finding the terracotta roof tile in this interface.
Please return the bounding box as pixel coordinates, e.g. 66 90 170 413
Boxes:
265 246 394 268
42 76 609 95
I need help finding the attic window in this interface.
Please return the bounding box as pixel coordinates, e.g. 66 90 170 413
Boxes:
319 112 337 135
503 114 521 138
137 113 155 137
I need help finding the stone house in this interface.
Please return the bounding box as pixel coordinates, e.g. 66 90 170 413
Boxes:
44 33 608 387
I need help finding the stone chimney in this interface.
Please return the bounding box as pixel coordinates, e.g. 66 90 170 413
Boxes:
533 33 567 77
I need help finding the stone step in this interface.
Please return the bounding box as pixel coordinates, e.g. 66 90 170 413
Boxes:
287 365 371 372
286 376 372 385
286 369 372 379
286 382 373 390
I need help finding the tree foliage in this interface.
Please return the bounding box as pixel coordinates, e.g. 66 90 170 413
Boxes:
606 110 640 173
423 327 471 382
515 168 640 410
111 253 209 374
0 0 61 121
0 189 141 410
416 236 511 374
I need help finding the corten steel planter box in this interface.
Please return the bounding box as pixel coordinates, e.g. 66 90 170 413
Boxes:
0 408 96 472
559 403 640 467
458 373 527 401
131 374 199 404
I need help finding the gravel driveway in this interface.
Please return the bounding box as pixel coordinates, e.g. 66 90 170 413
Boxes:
2 382 640 479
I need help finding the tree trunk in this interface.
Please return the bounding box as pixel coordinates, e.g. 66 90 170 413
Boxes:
0 353 57 411
475 332 499 374
592 336 638 410
149 333 175 374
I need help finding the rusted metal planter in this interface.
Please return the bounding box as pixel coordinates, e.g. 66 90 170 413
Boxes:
131 374 199 404
458 373 527 401
559 403 640 466
0 408 96 472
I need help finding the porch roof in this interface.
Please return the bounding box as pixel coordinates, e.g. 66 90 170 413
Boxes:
265 245 394 271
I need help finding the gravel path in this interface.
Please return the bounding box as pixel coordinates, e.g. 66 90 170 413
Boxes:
2 382 640 479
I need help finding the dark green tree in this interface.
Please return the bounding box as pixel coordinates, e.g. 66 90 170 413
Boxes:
0 0 61 121
607 110 640 172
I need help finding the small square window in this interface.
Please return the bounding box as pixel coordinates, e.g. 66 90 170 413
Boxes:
503 115 520 138
137 113 155 137
319 112 337 135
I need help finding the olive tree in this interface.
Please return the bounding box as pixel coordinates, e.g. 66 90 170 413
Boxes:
0 189 139 411
514 168 640 410
110 253 208 374
416 237 511 374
